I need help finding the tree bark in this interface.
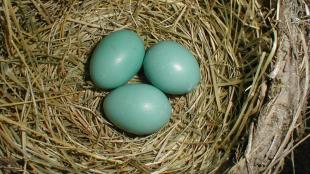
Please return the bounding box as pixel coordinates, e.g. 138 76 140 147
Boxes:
229 0 310 173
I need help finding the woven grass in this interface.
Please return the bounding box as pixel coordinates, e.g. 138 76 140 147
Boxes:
0 0 309 173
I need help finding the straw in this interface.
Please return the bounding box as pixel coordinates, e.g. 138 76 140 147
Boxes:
0 0 308 173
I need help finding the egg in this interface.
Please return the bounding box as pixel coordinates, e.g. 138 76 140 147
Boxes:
90 29 145 89
143 40 200 95
103 84 172 135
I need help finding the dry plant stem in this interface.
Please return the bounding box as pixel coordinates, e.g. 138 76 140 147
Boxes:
229 0 310 173
0 0 299 173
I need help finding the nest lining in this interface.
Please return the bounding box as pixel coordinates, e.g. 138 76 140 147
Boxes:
2 0 305 173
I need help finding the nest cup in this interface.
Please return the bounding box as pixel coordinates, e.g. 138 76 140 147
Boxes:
0 0 309 173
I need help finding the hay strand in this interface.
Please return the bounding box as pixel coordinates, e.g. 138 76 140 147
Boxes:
0 0 308 173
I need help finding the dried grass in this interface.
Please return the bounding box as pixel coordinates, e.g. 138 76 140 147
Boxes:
0 0 306 173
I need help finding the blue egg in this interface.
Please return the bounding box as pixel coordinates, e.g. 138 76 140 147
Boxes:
90 29 145 89
103 84 172 135
143 40 200 94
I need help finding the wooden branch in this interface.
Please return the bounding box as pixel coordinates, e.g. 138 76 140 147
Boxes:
228 0 310 173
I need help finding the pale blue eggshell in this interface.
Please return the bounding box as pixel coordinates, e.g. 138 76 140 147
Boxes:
90 29 145 89
143 40 200 94
103 84 172 135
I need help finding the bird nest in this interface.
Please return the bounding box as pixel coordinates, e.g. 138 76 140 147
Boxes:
0 0 309 173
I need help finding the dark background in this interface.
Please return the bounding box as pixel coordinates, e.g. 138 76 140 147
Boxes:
282 137 310 174
282 115 310 174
